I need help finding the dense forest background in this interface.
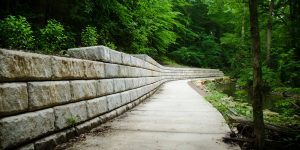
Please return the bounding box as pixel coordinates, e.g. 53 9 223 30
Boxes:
0 0 299 88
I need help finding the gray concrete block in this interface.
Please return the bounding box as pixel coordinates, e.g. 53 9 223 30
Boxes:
113 78 126 93
68 46 111 62
0 83 28 117
132 78 140 89
87 97 108 118
104 63 120 78
119 66 129 77
51 56 86 79
84 61 105 78
0 49 52 81
34 131 66 150
75 117 100 134
54 101 88 129
127 67 137 77
130 56 139 67
17 144 34 150
0 109 55 149
120 91 131 105
107 93 122 110
129 89 139 101
70 80 97 101
138 78 146 87
121 53 131 65
28 81 71 110
136 87 144 98
97 79 114 96
96 46 111 62
116 106 127 115
124 78 134 90
109 49 122 64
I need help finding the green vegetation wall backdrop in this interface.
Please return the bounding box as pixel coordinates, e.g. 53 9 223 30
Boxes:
0 16 34 50
81 25 99 46
0 0 299 87
38 20 72 53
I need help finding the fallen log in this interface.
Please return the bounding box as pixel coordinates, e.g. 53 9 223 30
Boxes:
223 137 254 143
228 115 300 136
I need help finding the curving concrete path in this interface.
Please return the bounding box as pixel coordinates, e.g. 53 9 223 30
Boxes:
67 80 239 150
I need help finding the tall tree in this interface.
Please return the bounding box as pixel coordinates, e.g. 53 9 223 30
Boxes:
266 0 274 66
249 0 265 149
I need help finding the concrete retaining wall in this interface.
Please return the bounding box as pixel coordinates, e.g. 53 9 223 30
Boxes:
0 46 223 150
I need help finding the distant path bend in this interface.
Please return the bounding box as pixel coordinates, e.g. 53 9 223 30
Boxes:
67 80 239 150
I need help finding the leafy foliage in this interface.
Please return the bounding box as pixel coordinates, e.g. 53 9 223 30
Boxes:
0 16 34 50
201 80 300 127
81 25 99 46
38 19 73 53
0 0 299 89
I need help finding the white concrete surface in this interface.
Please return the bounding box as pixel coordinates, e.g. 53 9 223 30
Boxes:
67 80 239 150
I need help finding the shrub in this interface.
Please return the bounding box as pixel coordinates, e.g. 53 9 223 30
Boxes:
81 25 99 46
38 19 69 52
0 16 35 50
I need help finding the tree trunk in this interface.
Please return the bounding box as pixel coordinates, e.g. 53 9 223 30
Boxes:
241 1 246 44
289 0 300 58
266 0 274 67
248 0 265 149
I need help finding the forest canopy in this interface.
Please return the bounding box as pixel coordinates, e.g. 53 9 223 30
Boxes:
0 0 299 87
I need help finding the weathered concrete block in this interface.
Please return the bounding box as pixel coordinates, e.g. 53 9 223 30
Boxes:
109 49 123 64
0 49 52 81
75 117 100 134
51 56 85 79
17 144 34 150
34 132 66 150
0 109 55 149
97 79 114 96
68 46 111 62
104 63 120 78
116 106 127 115
135 58 145 68
70 80 97 101
0 83 28 117
121 53 131 65
102 110 117 121
84 61 105 78
120 91 131 104
138 78 146 87
136 87 145 98
119 66 129 77
124 78 134 90
93 46 111 62
54 101 88 129
130 56 138 67
107 93 121 110
63 127 76 140
52 57 104 79
86 97 108 118
113 78 126 93
129 89 139 101
28 81 71 110
127 66 138 77
132 78 140 89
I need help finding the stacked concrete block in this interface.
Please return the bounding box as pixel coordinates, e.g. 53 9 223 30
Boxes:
0 109 55 149
53 101 88 129
0 83 28 117
0 46 224 149
70 80 98 101
97 79 114 96
86 97 108 118
0 49 52 81
28 81 71 110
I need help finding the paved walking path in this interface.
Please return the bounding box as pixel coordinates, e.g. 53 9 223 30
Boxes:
67 80 239 150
